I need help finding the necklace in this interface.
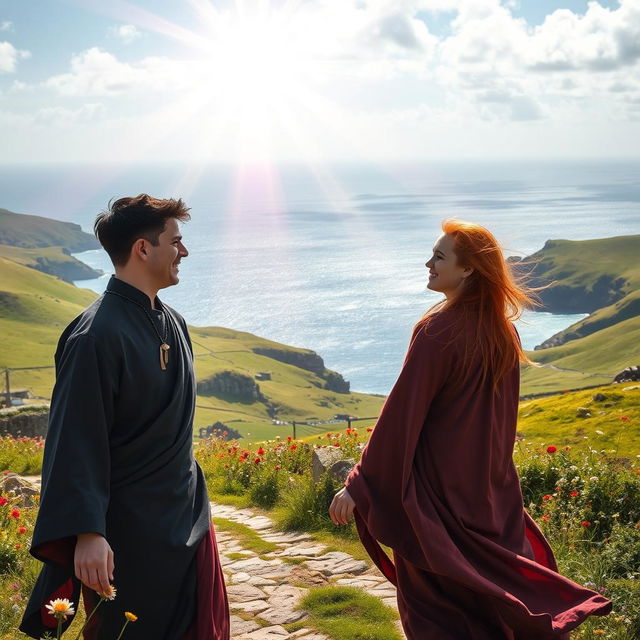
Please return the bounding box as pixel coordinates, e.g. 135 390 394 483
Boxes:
105 290 171 370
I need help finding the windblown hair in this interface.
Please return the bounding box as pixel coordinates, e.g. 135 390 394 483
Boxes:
418 219 541 390
94 194 191 267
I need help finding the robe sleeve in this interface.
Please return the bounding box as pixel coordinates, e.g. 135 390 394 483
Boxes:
345 319 454 581
31 333 117 565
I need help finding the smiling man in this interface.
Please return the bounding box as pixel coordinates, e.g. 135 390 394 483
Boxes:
20 195 229 640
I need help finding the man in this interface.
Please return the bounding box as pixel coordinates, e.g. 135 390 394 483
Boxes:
20 194 229 639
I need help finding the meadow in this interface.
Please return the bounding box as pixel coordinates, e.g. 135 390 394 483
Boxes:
2 388 639 640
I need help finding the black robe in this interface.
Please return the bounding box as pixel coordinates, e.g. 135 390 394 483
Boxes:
20 276 229 639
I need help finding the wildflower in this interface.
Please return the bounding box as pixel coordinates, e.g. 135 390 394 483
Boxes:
569 491 579 498
18 526 27 534
589 477 599 482
45 598 75 620
366 427 373 432
125 612 138 622
14 543 21 549
0 496 8 506
257 447 265 455
619 416 629 421
289 445 297 451
326 433 332 438
98 585 117 600
542 514 550 523
546 446 557 454
582 521 590 527
10 508 20 518
287 436 292 442
333 442 341 447
593 630 605 635
274 465 281 471
543 494 553 501
563 446 571 451
254 457 261 464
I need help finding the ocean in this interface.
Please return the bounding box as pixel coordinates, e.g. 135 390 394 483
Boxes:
1 160 639 394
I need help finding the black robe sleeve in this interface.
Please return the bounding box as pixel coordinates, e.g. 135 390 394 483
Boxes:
20 332 119 637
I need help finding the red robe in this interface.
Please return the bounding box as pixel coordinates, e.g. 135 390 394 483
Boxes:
346 309 611 639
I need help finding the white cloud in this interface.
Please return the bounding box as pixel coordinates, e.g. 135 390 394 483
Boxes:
34 103 106 126
0 21 12 32
45 47 191 96
0 41 29 73
110 24 142 44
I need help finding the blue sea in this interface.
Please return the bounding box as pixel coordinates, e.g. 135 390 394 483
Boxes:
1 160 639 394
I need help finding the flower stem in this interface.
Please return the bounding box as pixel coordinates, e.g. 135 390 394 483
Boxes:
114 620 130 640
72 597 105 640
56 618 62 640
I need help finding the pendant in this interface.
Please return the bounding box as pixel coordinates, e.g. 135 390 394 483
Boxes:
160 343 170 370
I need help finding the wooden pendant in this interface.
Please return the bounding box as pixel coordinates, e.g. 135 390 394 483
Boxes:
160 343 170 370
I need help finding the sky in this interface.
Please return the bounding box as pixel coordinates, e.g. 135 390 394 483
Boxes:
1 0 639 163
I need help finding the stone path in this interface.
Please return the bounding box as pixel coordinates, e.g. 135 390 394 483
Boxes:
211 503 405 640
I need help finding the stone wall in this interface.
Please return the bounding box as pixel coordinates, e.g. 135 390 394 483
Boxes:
0 410 48 437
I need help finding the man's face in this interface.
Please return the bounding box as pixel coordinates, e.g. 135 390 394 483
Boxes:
146 218 189 289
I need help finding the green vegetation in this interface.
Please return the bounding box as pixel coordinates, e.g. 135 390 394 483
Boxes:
0 255 384 437
211 517 278 554
300 587 401 640
519 234 640 396
0 208 98 252
517 384 640 455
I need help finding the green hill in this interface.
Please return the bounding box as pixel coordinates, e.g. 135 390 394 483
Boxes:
517 383 640 457
0 208 101 282
0 256 383 441
0 207 99 251
517 235 640 396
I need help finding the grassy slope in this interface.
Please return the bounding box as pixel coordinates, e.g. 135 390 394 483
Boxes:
520 235 640 395
0 207 98 251
0 256 383 440
516 383 640 456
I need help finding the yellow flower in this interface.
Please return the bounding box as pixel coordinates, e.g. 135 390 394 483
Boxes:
594 631 605 636
124 612 138 622
45 598 75 620
98 585 117 600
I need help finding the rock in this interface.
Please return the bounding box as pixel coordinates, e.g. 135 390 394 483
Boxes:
592 393 607 402
277 544 326 558
229 599 271 614
288 566 330 586
328 459 355 483
312 448 354 483
226 584 268 602
230 615 260 635
0 474 40 506
623 385 640 392
252 347 325 375
0 410 49 437
576 407 591 418
614 366 640 383
197 371 265 403
238 625 290 639
259 607 308 625
323 370 350 394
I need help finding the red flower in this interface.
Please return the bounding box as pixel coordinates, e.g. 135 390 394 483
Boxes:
326 433 332 438
582 521 590 527
346 428 352 435
620 416 629 421
10 509 20 519
546 446 557 454
287 436 292 442
14 544 21 549
563 446 571 451
542 495 553 501
257 447 265 455
274 465 281 471
570 490 579 497
290 445 297 451
333 442 341 447
254 457 261 464
2 471 8 475
0 496 8 506
18 526 27 534
366 427 373 432
542 514 550 523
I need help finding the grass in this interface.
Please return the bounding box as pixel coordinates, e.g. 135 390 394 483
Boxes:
516 383 640 456
211 517 278 554
300 586 401 640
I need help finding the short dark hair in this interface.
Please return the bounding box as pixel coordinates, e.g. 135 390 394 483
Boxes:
94 194 191 266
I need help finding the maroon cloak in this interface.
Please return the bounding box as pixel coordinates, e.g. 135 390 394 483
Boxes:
345 309 611 639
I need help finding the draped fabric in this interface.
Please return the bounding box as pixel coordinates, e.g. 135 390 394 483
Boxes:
21 276 229 640
346 309 611 639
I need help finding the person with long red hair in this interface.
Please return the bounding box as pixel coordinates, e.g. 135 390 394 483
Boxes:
329 219 611 639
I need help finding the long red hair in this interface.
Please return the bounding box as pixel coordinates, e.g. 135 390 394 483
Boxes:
418 219 540 390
